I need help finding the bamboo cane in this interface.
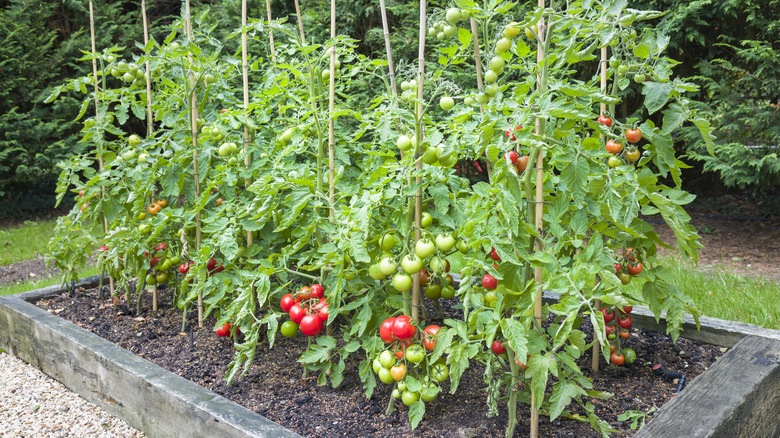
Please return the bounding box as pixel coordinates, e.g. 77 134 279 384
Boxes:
411 0 427 324
88 1 114 300
470 17 484 99
324 0 337 346
184 0 204 328
530 3 546 437
378 0 398 96
265 0 277 68
241 0 257 315
140 0 159 312
592 45 608 372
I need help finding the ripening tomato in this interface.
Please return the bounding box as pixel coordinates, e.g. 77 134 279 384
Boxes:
627 262 643 275
623 247 637 262
625 128 642 143
515 155 529 173
147 203 162 215
391 363 407 381
625 148 641 162
606 140 623 155
423 325 440 351
617 272 632 285
294 286 311 302
620 329 630 339
610 352 625 366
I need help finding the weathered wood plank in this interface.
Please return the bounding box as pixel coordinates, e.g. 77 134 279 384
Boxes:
634 335 780 438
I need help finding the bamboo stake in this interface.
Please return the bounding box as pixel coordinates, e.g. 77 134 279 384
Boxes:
411 0 427 324
88 1 113 300
293 0 307 43
378 0 398 96
140 0 159 312
530 3 546 437
241 0 257 315
324 0 337 346
184 0 204 328
592 45 608 372
470 17 484 98
264 0 277 69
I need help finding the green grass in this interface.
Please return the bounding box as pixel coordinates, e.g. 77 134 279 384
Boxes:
0 219 60 265
0 265 101 297
625 256 780 330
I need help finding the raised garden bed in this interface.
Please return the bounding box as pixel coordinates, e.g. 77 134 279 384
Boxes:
1 277 778 437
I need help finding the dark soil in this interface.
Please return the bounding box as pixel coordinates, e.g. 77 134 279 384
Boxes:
38 285 723 438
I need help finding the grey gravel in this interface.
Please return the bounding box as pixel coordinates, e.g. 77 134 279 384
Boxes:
0 352 146 438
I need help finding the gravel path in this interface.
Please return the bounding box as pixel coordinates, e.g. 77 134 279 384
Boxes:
0 352 146 438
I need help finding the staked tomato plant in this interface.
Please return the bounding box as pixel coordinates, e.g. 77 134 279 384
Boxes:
45 1 714 435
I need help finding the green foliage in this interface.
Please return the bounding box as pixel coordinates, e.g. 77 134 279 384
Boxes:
632 0 780 194
44 1 714 436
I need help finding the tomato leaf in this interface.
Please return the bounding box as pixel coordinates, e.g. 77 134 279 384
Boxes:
409 400 425 429
549 380 587 421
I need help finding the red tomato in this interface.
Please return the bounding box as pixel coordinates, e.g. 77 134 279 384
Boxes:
380 317 397 343
419 270 430 287
505 125 522 141
215 323 232 337
505 151 518 165
288 303 306 324
597 115 613 127
489 247 501 261
423 325 440 351
300 314 324 336
318 304 329 322
309 284 325 299
617 315 633 329
280 293 295 312
622 306 633 314
610 352 625 366
392 315 417 340
601 307 615 323
605 324 617 335
294 286 311 302
614 263 621 273
491 340 506 355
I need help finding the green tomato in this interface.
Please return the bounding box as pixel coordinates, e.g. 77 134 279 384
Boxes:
421 212 433 228
618 64 630 76
431 363 449 382
425 284 442 300
128 134 142 146
414 239 435 259
429 256 445 273
503 22 521 38
218 143 234 157
281 321 299 337
401 254 423 274
391 388 402 399
485 84 499 97
484 70 498 84
405 344 426 363
401 390 420 406
435 233 455 252
489 56 505 72
427 28 437 38
396 135 412 151
442 25 457 38
495 37 512 54
440 285 455 300
378 367 395 384
623 348 637 364
321 69 331 81
204 73 216 84
464 96 475 106
379 257 397 276
608 156 623 168
439 96 455 111
372 358 383 374
476 93 490 104
379 350 395 368
445 8 461 23
421 384 439 402
634 74 646 84
457 240 469 254
380 233 396 250
392 273 413 291
369 263 387 280
421 148 438 165
122 72 135 82
281 128 294 144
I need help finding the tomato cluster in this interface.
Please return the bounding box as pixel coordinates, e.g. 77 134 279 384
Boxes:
596 112 644 168
140 242 180 286
373 320 449 406
216 322 241 338
601 305 636 366
280 284 328 338
614 247 643 285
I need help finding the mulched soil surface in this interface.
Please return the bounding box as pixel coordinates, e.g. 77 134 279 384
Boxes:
38 285 723 438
